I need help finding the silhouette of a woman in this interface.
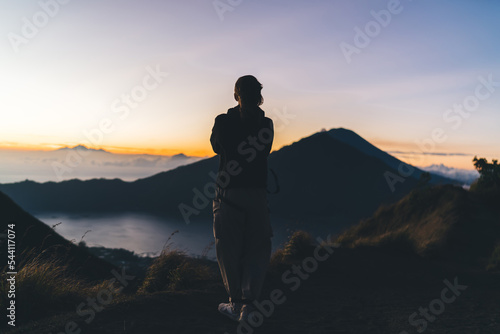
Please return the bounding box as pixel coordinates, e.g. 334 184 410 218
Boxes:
210 75 274 322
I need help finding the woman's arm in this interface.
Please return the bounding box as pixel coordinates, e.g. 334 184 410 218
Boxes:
210 114 226 154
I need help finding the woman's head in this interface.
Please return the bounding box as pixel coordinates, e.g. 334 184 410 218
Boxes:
234 75 263 107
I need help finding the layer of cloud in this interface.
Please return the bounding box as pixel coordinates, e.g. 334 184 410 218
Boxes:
388 151 473 157
421 164 479 185
0 146 204 183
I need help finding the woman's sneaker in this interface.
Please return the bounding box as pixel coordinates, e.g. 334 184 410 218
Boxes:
218 302 242 321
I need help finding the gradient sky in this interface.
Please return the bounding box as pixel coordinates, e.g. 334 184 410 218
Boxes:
1 0 499 170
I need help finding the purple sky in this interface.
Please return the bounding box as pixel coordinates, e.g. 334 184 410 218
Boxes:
1 0 499 171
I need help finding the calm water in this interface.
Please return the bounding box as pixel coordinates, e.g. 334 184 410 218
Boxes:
35 213 291 259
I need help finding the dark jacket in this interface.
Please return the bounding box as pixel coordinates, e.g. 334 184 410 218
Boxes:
210 106 274 189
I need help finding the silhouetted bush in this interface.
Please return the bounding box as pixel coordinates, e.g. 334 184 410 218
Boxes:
138 249 212 293
270 230 314 267
471 156 500 194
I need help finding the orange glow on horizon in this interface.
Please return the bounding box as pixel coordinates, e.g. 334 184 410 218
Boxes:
0 136 289 157
0 142 213 157
0 143 64 152
102 145 213 157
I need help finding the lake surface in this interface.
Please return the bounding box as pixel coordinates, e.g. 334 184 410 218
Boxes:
35 213 292 260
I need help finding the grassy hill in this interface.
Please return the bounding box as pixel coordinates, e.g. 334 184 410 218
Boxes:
0 191 120 327
337 184 500 265
0 191 117 281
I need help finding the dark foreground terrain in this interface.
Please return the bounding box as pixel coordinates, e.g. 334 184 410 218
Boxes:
7 246 500 334
3 181 500 334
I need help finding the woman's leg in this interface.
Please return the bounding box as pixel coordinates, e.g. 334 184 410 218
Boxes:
241 188 273 302
213 191 246 303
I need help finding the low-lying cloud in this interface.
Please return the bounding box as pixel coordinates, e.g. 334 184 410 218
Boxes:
421 164 479 185
388 151 473 157
0 146 205 184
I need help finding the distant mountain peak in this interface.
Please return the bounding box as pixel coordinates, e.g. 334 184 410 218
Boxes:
56 145 108 153
327 127 355 133
326 128 365 140
318 127 457 184
324 128 380 155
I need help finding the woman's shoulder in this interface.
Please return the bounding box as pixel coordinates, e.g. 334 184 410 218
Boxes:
263 116 274 128
216 106 239 121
